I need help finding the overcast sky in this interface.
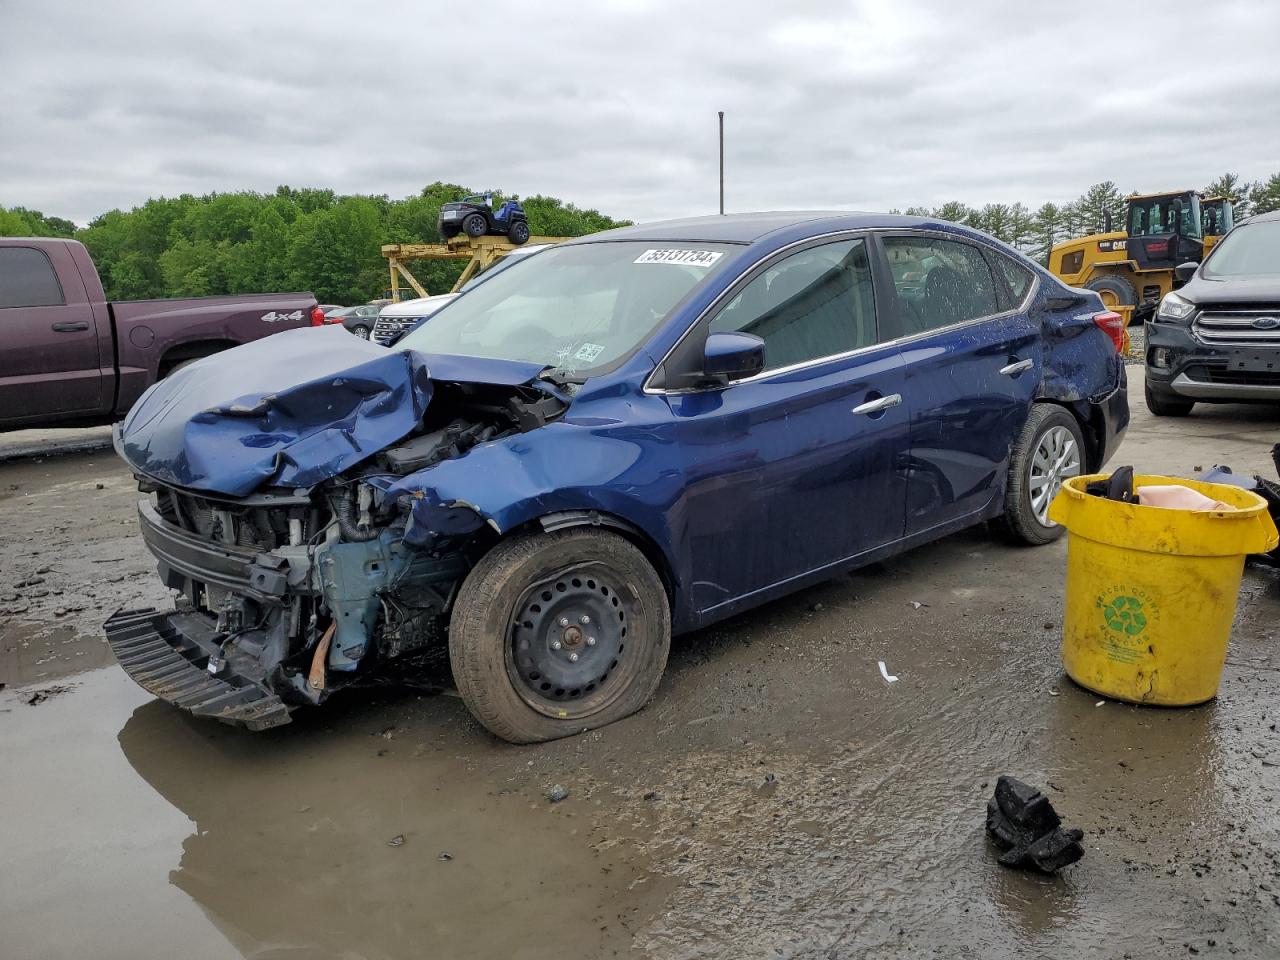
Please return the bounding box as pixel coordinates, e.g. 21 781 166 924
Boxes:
3 0 1278 227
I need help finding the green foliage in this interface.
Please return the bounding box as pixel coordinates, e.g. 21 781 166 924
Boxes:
4 183 628 304
0 206 76 238
1251 173 1280 216
8 169 1279 295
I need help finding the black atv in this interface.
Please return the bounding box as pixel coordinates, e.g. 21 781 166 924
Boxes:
437 194 530 244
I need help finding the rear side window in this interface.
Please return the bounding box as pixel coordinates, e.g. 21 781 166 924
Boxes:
0 247 65 308
709 237 877 371
989 251 1035 308
881 236 998 337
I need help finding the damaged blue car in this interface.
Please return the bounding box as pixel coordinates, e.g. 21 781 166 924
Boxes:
106 213 1128 742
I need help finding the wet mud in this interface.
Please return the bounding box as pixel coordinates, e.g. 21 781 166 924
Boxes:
3 375 1280 959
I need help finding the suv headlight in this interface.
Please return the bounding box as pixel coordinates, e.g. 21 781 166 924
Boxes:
1156 292 1195 322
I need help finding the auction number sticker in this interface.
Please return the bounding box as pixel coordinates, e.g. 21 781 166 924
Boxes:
634 249 723 267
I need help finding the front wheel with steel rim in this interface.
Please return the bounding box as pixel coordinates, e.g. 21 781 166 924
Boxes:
448 528 671 743
992 404 1086 546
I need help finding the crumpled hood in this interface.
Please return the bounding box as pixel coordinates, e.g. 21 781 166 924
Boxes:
117 327 433 497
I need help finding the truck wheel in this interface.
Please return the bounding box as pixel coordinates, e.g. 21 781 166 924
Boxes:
508 221 530 245
462 213 487 238
993 404 1085 546
1145 381 1194 417
449 528 671 744
1085 274 1138 312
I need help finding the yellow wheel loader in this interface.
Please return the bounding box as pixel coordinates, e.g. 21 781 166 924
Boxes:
1048 190 1207 326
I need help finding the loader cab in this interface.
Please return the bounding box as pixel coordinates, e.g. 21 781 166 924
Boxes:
1201 196 1235 255
1202 197 1234 237
1125 191 1203 270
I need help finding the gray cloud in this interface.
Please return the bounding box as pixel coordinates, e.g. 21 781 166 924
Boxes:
2 0 1278 226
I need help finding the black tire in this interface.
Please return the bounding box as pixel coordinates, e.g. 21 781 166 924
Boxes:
1145 381 1194 417
350 325 371 340
993 404 1086 546
1085 274 1138 312
462 213 487 238
448 529 671 744
508 220 530 245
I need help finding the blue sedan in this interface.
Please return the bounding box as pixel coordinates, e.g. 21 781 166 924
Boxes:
109 212 1128 742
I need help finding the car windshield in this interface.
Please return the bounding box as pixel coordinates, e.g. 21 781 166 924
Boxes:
396 240 738 378
1203 220 1280 278
457 248 540 293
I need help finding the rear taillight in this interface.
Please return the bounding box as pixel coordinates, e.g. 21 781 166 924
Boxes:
1093 311 1125 352
310 306 326 326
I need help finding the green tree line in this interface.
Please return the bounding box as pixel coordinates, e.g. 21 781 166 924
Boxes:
0 183 627 304
5 171 1280 300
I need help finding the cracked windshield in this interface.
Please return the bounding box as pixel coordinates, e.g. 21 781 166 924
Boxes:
396 241 736 377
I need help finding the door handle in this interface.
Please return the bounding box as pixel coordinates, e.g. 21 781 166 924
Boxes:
51 321 90 333
999 358 1034 376
851 393 902 416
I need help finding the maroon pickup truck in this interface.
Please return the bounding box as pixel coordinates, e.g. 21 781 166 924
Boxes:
0 237 324 431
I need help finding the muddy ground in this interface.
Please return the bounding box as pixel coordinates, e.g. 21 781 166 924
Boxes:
2 371 1279 960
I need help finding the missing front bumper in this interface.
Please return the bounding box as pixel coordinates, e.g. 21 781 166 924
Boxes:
105 608 292 731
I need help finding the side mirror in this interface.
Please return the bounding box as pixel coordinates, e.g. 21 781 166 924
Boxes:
703 331 765 383
1174 261 1199 283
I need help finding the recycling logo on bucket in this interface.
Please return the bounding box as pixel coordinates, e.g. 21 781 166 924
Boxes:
1101 595 1147 635
1094 587 1159 664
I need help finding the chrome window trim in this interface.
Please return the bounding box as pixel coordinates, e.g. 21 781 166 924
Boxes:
642 227 1041 396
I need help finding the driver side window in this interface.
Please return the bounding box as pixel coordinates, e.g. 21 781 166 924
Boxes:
708 238 876 371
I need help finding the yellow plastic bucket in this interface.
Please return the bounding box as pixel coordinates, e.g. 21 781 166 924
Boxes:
1047 474 1279 706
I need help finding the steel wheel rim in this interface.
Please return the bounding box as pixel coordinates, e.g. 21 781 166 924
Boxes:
506 563 634 719
354 327 369 339
1028 425 1081 528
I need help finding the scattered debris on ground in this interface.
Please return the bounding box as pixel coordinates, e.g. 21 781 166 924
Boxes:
546 784 569 803
23 683 74 706
986 776 1084 874
386 834 405 847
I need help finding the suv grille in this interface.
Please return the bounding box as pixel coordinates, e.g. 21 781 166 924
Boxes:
1193 306 1280 345
1204 368 1280 387
372 315 422 346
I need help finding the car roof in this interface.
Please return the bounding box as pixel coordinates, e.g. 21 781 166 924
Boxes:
568 211 949 246
1244 210 1280 224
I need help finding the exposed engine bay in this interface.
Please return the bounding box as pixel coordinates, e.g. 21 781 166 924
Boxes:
108 374 567 727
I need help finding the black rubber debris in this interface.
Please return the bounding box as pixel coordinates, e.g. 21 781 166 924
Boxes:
1084 465 1136 503
986 776 1084 874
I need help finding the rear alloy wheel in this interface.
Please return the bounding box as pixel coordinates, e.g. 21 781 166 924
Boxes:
448 529 670 743
508 220 530 245
351 325 371 340
993 405 1085 545
462 213 487 238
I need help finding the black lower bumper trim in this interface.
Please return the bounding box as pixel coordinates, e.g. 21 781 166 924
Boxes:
105 608 292 731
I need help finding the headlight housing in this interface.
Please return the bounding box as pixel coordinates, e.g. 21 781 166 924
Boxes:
1156 292 1195 322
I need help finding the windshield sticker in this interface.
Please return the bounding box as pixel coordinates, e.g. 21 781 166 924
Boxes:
634 249 723 268
573 342 606 364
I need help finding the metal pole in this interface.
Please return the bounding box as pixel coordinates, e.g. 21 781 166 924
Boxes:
718 111 725 215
